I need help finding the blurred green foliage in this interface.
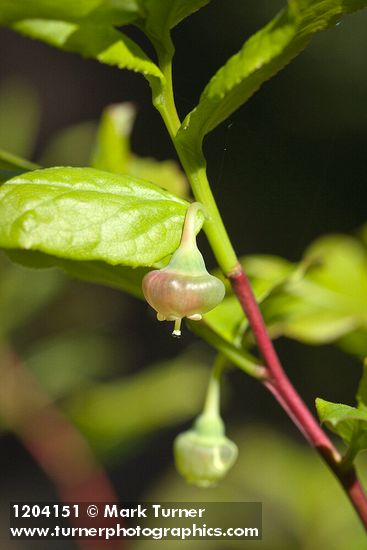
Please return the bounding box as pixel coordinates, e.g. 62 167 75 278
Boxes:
68 352 210 460
132 425 367 550
261 234 367 350
0 254 63 339
0 76 40 158
92 103 189 197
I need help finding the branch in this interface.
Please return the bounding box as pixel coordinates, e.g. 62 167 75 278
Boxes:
229 267 367 530
0 345 122 549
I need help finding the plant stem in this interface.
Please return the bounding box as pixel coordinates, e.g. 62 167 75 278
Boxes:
179 160 239 273
154 53 367 530
229 267 367 530
151 50 180 140
229 268 337 450
181 201 205 248
188 318 266 380
0 345 122 549
152 54 239 274
202 354 225 418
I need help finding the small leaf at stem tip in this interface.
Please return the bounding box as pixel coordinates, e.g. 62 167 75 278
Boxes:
316 397 367 458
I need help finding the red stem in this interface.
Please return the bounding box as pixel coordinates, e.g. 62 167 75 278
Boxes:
1 347 123 549
229 267 367 530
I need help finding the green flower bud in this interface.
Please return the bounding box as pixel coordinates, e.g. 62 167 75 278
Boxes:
174 414 238 487
142 203 225 336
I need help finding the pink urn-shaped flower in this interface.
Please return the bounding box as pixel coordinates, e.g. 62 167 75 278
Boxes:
142 203 225 336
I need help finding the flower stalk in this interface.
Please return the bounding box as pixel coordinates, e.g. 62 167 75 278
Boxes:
174 356 238 486
142 202 225 336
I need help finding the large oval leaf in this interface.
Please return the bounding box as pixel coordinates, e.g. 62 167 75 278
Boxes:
0 167 200 267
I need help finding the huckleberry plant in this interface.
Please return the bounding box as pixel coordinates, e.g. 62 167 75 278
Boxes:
0 0 367 531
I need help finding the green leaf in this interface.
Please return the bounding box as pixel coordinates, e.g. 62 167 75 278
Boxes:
338 331 367 358
0 167 201 267
242 255 297 303
92 103 188 197
138 0 211 50
205 255 296 345
12 19 163 82
0 2 161 81
127 156 188 197
41 121 98 167
0 0 210 40
203 295 244 345
0 170 24 184
8 250 146 299
177 0 367 150
316 397 367 456
67 352 210 458
262 235 367 345
0 0 142 27
57 259 147 297
92 103 135 173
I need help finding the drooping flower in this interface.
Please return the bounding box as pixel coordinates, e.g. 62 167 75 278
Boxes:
142 202 225 336
174 413 238 487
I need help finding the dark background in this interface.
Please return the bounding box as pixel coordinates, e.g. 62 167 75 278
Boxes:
0 2 366 547
1 1 366 254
